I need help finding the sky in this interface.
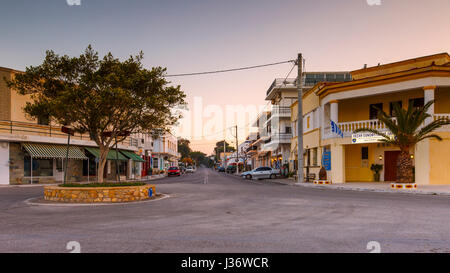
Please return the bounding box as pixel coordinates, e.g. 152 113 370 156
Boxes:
1 0 449 154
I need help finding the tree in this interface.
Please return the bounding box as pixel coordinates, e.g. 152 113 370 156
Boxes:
7 46 186 182
178 138 192 159
181 157 194 166
213 140 235 161
354 101 450 183
189 151 206 165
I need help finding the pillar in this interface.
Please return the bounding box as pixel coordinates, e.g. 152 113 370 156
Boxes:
330 144 345 184
415 139 430 185
423 86 435 125
330 100 339 123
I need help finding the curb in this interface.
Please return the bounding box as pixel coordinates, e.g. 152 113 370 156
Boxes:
24 193 170 207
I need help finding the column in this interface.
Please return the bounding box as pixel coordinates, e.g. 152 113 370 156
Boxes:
330 100 339 123
330 144 345 184
423 86 435 125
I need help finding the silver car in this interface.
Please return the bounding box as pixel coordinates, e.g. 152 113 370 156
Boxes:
241 167 281 180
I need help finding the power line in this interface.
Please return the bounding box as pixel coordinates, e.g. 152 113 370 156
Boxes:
165 59 296 77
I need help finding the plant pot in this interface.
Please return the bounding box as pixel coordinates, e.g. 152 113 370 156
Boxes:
373 173 380 182
390 183 417 190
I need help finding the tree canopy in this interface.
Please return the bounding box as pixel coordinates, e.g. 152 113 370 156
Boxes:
178 138 192 159
7 45 186 182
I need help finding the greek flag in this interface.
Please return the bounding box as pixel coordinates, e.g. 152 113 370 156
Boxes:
331 120 344 138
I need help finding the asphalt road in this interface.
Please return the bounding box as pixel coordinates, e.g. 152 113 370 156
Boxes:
0 167 449 253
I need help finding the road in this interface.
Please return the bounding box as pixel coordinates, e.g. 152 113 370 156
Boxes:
0 167 449 253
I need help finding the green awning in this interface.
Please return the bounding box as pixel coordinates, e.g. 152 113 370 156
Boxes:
84 147 128 161
22 143 88 160
121 150 145 162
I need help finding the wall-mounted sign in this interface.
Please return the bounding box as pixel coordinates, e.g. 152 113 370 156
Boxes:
322 148 331 171
351 132 394 144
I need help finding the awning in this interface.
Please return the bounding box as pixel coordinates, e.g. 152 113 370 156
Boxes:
84 147 128 161
121 150 145 162
22 143 88 160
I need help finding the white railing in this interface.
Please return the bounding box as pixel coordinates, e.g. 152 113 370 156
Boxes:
434 114 450 131
323 118 395 139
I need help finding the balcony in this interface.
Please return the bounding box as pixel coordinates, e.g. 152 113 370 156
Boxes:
323 114 450 139
0 120 140 148
265 107 291 126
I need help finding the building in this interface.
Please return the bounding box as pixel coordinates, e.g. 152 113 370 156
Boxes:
151 132 180 171
292 53 450 185
263 72 351 170
0 66 166 184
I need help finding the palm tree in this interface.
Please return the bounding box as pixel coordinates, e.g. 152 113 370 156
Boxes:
354 100 450 183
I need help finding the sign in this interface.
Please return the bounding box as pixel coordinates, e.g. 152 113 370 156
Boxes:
351 132 394 144
322 148 331 171
148 188 153 197
61 126 75 136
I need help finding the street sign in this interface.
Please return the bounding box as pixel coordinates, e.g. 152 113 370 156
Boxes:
322 148 331 171
61 126 75 136
351 132 394 144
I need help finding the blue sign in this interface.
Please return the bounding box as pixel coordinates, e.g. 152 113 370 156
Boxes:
148 188 153 197
322 148 331 171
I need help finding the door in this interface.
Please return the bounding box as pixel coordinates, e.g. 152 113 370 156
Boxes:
384 151 401 182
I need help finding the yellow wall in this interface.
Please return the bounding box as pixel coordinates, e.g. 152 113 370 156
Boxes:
302 92 319 115
0 69 12 121
345 144 375 182
435 87 450 114
339 89 424 122
429 133 450 185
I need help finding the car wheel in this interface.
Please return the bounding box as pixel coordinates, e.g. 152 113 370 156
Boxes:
246 174 252 180
270 174 275 179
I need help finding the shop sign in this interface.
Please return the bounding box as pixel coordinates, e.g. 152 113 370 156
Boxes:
351 132 394 144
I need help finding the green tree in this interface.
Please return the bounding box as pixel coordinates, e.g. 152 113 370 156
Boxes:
189 151 206 165
354 101 450 183
178 138 192 159
213 140 235 161
7 46 186 182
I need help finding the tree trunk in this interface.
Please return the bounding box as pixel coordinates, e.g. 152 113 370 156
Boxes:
396 150 414 183
97 145 110 183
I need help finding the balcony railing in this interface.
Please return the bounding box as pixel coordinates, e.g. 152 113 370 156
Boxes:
0 120 140 148
266 78 297 96
324 114 450 139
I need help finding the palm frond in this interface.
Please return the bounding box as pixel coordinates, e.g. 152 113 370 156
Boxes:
418 134 443 142
415 118 450 141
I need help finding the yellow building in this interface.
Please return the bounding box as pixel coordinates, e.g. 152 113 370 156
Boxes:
293 53 450 185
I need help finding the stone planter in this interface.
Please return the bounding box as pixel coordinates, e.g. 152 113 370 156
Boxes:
44 184 156 203
390 183 417 190
314 180 332 185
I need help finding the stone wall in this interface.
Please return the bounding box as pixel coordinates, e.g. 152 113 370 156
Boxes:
44 184 156 203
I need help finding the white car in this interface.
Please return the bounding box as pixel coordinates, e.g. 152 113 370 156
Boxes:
186 167 195 173
241 167 281 180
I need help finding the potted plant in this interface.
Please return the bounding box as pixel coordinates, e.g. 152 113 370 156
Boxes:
370 164 383 182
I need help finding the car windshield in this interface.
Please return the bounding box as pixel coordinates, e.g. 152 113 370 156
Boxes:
168 167 178 170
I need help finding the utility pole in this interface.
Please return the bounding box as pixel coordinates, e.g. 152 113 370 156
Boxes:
235 125 239 175
296 53 305 183
223 140 227 169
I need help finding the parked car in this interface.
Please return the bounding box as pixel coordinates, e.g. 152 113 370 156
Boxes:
217 167 225 172
186 166 195 173
167 166 181 177
241 167 281 180
226 165 237 174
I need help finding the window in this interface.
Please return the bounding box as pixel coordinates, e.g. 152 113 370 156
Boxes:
312 148 318 166
56 158 63 172
361 147 369 160
24 158 53 177
389 101 402 117
37 114 50 125
369 103 383 120
409 98 424 109
82 158 96 176
285 127 292 134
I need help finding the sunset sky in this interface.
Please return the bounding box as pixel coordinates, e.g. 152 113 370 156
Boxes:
1 0 449 154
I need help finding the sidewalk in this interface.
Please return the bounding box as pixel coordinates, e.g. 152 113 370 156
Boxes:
266 178 450 196
0 174 167 188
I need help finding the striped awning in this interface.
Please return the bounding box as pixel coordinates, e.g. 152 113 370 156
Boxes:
84 147 128 161
120 150 145 162
22 143 88 160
